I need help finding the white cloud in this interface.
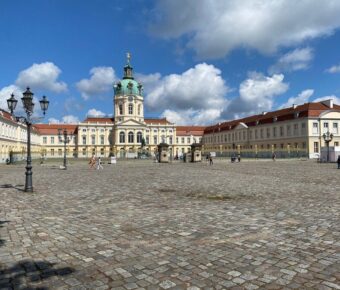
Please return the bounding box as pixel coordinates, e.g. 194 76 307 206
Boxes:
87 108 106 117
76 67 116 100
141 63 229 125
16 62 67 93
325 64 340 73
48 118 60 124
62 115 79 124
64 97 83 113
269 48 314 74
224 72 289 118
0 85 22 111
162 108 222 125
144 63 229 111
149 0 340 59
313 95 340 104
279 89 314 109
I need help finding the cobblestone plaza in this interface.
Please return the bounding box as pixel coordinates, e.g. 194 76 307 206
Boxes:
0 160 339 289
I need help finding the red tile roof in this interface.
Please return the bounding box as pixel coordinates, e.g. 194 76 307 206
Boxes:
0 108 17 124
176 126 206 136
144 118 172 125
83 117 114 124
34 124 78 135
204 101 340 134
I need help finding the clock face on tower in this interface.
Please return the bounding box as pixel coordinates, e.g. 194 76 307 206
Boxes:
128 95 133 102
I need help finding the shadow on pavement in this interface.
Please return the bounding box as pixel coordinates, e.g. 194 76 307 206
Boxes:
0 260 75 289
0 220 9 247
0 184 25 192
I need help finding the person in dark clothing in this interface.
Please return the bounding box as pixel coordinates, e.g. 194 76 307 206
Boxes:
337 155 340 169
209 156 213 165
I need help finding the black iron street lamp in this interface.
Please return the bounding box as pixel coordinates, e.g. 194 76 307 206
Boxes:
58 128 72 169
7 88 49 192
323 131 334 162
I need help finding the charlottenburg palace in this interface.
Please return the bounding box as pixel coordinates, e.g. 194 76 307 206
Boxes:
1 58 340 163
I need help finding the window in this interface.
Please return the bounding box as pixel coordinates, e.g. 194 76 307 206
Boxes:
138 104 141 115
137 132 142 143
266 128 270 138
314 142 319 153
280 126 284 137
119 132 125 143
255 130 258 139
302 142 306 149
100 129 104 132
82 128 86 132
260 129 263 139
91 129 95 132
58 149 62 156
181 137 184 143
128 104 133 114
312 122 318 134
100 135 104 145
187 137 190 144
333 122 338 134
82 135 86 145
294 124 298 136
100 148 104 156
301 123 306 134
176 137 178 144
51 149 54 156
287 125 291 136
128 131 134 143
169 136 173 144
161 135 165 143
43 137 47 144
273 127 276 137
324 122 329 129
82 148 86 156
50 136 54 144
91 135 95 145
154 136 157 144
146 136 149 144
119 104 123 115
335 141 339 146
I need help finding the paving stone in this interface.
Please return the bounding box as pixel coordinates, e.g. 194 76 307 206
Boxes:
0 160 339 289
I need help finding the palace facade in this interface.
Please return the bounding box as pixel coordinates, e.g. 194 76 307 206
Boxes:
203 100 340 159
1 56 340 162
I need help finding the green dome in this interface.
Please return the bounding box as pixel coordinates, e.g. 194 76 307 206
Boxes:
114 79 143 96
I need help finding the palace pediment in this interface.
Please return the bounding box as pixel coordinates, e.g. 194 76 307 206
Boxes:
115 118 147 127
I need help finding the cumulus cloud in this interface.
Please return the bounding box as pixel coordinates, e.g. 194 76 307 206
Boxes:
76 67 116 100
48 115 80 124
162 108 222 125
223 72 289 119
87 108 106 117
325 64 340 73
141 63 229 124
48 118 60 124
144 63 229 111
313 95 340 104
149 0 340 59
269 48 314 74
279 89 314 109
15 62 67 93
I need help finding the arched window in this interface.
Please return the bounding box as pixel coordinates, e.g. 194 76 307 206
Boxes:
128 104 133 114
119 104 123 115
128 131 134 143
137 132 142 143
119 132 125 143
138 104 141 115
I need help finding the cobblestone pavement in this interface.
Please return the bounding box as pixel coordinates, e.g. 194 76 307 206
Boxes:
0 159 339 290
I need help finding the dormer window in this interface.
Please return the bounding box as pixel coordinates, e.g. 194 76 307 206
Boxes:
294 112 300 118
256 120 259 125
273 117 278 122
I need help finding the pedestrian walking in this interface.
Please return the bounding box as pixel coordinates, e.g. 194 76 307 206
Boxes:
337 155 340 169
237 153 241 162
96 157 103 170
89 155 96 169
272 152 276 161
209 155 213 165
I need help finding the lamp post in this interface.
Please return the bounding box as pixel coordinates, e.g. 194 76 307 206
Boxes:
323 131 334 162
7 88 49 192
58 128 72 169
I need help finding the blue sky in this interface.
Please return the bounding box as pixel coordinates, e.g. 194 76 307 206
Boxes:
1 0 340 125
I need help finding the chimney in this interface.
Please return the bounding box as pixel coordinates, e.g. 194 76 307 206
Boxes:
292 104 297 109
321 99 333 109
